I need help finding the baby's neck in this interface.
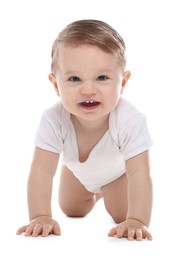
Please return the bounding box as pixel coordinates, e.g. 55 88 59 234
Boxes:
71 114 109 133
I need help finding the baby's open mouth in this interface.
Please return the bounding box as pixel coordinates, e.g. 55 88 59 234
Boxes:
79 100 100 108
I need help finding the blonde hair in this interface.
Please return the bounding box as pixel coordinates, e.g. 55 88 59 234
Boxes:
51 19 126 73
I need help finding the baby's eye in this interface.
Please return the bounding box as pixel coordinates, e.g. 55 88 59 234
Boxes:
97 75 108 81
69 76 80 82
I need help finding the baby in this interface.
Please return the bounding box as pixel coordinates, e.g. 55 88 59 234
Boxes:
17 19 153 240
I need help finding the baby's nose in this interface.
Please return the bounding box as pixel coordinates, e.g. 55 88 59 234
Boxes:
80 81 97 95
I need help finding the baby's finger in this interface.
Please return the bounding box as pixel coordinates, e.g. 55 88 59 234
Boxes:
136 229 143 241
24 226 34 236
42 224 52 237
53 222 61 236
108 226 118 237
142 229 153 240
32 224 43 237
16 225 28 235
116 224 126 238
128 228 135 240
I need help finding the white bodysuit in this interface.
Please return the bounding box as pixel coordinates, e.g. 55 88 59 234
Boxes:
34 97 153 193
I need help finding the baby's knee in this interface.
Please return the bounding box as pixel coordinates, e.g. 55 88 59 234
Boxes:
59 200 94 217
59 202 86 217
112 215 126 224
108 211 126 224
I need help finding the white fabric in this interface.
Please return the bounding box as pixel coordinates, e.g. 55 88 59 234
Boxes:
35 97 153 192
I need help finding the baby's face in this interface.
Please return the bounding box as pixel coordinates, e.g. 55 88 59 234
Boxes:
52 44 129 122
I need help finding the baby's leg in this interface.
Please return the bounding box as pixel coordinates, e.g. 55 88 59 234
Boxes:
59 165 98 217
101 173 128 223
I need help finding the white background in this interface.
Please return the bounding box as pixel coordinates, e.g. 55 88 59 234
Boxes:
0 0 183 259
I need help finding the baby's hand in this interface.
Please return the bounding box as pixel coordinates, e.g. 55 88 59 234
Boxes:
108 219 152 241
16 216 61 237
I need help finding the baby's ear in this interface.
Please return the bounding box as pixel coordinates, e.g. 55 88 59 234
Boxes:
122 71 131 88
48 73 60 96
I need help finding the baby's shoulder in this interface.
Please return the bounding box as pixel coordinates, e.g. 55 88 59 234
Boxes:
114 98 143 124
44 101 62 116
43 101 69 123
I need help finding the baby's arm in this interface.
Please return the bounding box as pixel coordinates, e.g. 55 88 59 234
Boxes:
16 147 61 237
108 151 153 240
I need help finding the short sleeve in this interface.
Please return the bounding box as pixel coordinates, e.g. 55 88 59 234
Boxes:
119 114 153 161
34 109 63 154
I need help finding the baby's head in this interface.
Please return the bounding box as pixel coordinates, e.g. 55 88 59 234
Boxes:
51 19 126 74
